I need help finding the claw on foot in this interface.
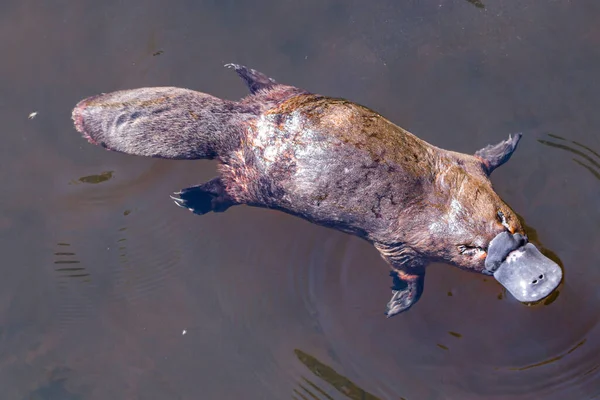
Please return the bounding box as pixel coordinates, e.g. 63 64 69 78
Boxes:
224 63 278 94
170 194 185 208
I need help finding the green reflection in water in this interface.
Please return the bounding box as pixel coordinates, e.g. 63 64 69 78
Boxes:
465 0 485 8
294 349 386 400
69 171 114 185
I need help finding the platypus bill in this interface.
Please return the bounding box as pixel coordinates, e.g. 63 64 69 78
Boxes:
72 64 562 317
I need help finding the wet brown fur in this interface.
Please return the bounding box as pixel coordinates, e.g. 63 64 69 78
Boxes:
71 64 525 316
218 92 523 274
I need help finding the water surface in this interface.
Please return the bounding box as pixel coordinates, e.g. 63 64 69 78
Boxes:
1 0 599 399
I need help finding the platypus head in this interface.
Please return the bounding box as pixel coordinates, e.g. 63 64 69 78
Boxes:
420 134 562 303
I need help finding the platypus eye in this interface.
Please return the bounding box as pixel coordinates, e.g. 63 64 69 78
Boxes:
497 210 510 230
497 210 505 222
458 245 485 256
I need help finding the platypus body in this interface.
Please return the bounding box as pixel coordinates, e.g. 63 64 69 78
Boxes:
72 64 562 317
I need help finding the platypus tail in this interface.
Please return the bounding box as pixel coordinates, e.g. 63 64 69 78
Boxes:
71 85 258 160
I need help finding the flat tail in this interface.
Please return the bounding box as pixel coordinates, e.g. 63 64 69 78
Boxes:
72 87 255 160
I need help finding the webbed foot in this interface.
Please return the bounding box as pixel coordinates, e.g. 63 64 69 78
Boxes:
385 270 425 318
474 133 523 175
225 63 278 94
170 177 237 215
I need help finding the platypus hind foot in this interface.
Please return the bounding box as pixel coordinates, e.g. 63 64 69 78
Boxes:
385 270 425 318
225 63 279 94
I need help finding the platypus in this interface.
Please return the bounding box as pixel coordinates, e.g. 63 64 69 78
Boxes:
71 64 562 317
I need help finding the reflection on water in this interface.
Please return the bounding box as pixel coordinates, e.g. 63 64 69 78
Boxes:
497 288 506 300
54 243 90 280
53 242 94 334
294 349 384 400
509 338 587 371
538 134 600 180
465 0 485 9
109 207 182 303
435 331 463 352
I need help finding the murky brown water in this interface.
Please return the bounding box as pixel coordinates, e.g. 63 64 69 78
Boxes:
1 0 599 399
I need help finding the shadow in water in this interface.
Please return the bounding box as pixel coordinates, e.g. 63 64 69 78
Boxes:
538 133 600 180
293 349 401 400
27 366 81 400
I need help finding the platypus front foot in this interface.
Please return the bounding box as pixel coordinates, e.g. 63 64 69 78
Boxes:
170 177 237 215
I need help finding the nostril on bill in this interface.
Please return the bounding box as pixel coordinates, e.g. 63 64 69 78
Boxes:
492 242 561 302
532 274 545 285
